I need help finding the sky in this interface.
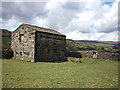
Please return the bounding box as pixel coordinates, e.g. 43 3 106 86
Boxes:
1 0 119 41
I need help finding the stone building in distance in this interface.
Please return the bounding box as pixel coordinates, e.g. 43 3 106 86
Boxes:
11 24 66 62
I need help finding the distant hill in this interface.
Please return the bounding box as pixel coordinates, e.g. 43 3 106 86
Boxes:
99 41 119 45
66 39 118 52
75 40 101 43
0 29 11 38
75 40 119 45
0 29 12 49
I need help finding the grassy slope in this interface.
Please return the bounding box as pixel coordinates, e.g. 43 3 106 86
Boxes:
2 58 118 88
0 37 11 49
66 39 114 51
0 29 11 49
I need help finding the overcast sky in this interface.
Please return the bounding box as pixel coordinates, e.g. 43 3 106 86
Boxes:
1 0 119 41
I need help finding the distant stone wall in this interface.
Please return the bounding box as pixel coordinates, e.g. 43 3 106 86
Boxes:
35 31 66 62
79 51 120 61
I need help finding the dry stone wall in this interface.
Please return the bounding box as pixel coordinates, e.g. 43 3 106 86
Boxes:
79 51 119 61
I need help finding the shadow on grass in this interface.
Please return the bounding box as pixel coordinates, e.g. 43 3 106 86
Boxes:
35 60 68 63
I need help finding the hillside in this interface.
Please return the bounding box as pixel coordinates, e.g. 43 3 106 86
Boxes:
0 29 11 49
66 39 117 52
0 29 11 38
76 40 119 45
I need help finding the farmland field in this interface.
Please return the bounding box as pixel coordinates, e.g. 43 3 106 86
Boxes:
2 58 118 88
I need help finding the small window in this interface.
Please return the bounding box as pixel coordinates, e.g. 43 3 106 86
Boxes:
20 52 22 56
19 34 24 42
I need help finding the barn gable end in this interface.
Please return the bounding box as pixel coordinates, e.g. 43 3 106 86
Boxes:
11 24 36 62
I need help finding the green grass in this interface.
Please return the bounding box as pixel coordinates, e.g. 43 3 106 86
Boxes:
2 58 118 88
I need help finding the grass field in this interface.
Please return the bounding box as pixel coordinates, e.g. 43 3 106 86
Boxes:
2 58 118 88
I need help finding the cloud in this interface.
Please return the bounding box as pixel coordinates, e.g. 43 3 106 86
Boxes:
62 10 95 33
92 1 118 33
2 2 47 29
65 30 89 40
1 0 118 41
44 1 86 31
66 30 118 41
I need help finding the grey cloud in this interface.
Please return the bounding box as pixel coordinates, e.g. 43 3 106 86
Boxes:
2 2 86 31
63 2 85 11
2 2 48 23
46 2 85 31
100 27 118 33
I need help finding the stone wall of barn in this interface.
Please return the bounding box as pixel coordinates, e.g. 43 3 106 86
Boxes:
11 26 35 62
35 31 66 62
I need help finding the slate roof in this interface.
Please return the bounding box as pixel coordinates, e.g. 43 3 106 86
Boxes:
15 23 66 36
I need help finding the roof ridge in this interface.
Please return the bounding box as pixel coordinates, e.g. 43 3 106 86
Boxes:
23 23 65 36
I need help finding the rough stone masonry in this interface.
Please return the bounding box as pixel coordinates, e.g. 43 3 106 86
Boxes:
11 24 66 62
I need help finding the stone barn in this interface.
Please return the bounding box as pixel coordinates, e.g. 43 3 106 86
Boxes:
11 24 66 62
